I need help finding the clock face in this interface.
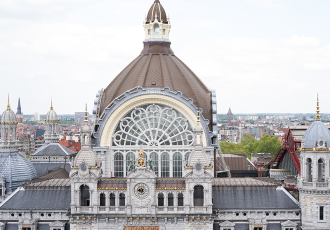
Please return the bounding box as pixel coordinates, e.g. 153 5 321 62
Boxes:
320 141 324 146
195 163 202 171
81 164 87 171
137 158 145 167
134 183 149 198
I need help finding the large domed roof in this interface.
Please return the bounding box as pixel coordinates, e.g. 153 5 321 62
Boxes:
0 152 37 192
100 42 212 123
146 0 168 24
303 121 330 149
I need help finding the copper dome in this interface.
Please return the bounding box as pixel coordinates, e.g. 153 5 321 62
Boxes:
100 41 212 125
146 0 168 24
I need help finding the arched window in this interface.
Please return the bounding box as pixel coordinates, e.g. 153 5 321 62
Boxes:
168 193 174 206
178 193 184 206
194 185 204 206
119 193 125 206
100 193 106 206
161 152 170 178
158 193 164 206
126 152 135 175
185 152 190 165
150 152 159 175
110 193 115 206
307 158 312 182
114 152 124 178
173 152 182 178
318 158 325 182
154 24 159 35
80 185 90 206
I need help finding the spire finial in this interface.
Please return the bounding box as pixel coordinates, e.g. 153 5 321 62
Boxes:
7 94 10 110
316 94 320 121
197 109 200 123
50 98 53 110
84 103 88 123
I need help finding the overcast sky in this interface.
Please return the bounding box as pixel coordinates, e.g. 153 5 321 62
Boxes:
0 0 329 115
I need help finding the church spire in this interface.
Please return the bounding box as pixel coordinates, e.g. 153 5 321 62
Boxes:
17 98 21 115
316 94 320 121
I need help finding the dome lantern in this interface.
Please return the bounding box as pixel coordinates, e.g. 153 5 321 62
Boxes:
143 0 171 41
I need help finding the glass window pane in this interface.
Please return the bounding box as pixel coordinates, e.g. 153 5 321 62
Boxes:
161 152 169 178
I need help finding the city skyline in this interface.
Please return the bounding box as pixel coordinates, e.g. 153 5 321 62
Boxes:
0 0 329 114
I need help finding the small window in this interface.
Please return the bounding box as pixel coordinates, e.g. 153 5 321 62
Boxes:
168 193 173 206
23 228 31 230
148 29 150 35
110 193 115 206
158 193 164 206
119 193 125 206
285 228 293 230
254 228 262 230
163 29 165 35
320 206 324 220
178 193 183 206
154 25 159 35
100 193 106 206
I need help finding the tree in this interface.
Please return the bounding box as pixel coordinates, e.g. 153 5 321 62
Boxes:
219 140 245 154
241 134 257 147
244 134 282 157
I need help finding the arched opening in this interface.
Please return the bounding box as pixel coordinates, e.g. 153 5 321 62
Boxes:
126 152 135 175
161 152 170 178
80 185 90 206
173 152 182 178
318 158 325 182
119 193 125 206
168 193 174 206
110 193 115 206
154 24 159 35
150 152 159 175
193 185 204 206
306 158 312 182
158 193 164 206
178 193 184 206
100 193 106 206
114 152 124 178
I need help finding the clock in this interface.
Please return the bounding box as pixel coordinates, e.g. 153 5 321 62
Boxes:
137 158 145 167
195 163 202 171
134 183 149 198
81 164 87 171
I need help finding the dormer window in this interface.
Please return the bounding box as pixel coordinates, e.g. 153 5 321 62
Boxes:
154 24 159 35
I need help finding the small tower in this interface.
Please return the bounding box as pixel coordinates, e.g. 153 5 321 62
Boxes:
227 108 233 122
0 96 19 153
184 110 213 218
298 95 330 229
44 100 60 143
143 0 171 40
70 105 101 214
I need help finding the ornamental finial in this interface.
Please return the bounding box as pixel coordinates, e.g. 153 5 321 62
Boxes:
7 94 10 110
84 103 88 123
197 109 200 123
316 94 320 121
50 98 53 110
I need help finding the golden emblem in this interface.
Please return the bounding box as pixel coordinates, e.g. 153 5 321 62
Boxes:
138 158 145 167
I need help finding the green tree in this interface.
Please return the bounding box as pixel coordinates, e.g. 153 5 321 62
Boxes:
241 134 257 147
244 134 282 157
219 140 245 154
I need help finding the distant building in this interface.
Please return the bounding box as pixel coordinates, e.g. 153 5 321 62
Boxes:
227 108 233 122
59 135 81 153
34 112 40 121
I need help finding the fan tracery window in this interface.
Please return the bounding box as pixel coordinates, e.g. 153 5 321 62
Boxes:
112 104 195 178
113 104 194 147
